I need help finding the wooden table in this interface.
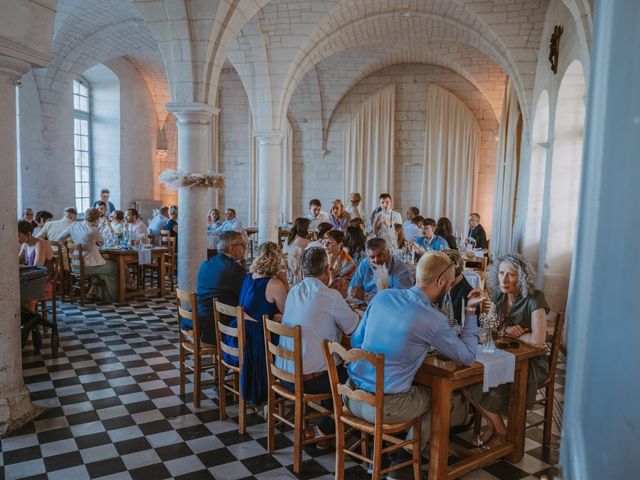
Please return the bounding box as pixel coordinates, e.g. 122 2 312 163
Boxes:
413 340 546 480
100 247 168 303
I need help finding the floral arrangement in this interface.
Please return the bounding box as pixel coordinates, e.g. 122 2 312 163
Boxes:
159 170 225 190
478 312 500 329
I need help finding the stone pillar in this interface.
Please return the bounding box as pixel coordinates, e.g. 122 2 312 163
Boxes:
255 133 284 244
165 103 217 292
0 56 45 435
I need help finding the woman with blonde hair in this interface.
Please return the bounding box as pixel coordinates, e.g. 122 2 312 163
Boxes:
225 242 289 405
328 199 351 232
346 192 363 220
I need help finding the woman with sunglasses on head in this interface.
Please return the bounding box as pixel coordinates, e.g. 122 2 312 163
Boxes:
469 253 549 448
323 229 356 297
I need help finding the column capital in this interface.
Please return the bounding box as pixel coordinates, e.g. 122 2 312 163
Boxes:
166 102 219 125
254 131 285 145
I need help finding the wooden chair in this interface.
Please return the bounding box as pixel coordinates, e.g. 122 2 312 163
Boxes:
263 316 334 474
213 299 249 433
159 229 176 291
48 241 68 301
176 289 217 408
463 255 488 273
527 311 565 446
322 340 422 480
67 242 105 305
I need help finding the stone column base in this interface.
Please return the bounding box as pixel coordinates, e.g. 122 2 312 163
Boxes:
0 385 45 437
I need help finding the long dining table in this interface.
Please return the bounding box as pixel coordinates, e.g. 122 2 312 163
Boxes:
413 340 546 480
100 246 169 303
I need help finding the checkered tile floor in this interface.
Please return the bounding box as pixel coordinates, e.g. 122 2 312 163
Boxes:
2 296 563 479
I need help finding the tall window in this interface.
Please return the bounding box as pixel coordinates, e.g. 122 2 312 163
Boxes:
73 79 91 212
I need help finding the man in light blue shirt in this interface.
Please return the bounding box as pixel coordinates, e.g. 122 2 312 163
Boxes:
346 251 485 478
416 217 448 252
348 237 413 300
148 206 169 245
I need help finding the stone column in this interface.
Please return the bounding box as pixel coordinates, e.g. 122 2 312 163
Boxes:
255 133 284 244
165 103 217 292
0 56 45 435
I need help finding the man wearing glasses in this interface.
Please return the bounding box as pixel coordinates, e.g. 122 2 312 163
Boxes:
194 231 247 345
346 251 486 479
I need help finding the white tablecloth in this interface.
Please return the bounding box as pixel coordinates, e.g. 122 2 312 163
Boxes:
463 270 481 289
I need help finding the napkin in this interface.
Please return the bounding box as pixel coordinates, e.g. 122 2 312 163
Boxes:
138 248 151 265
475 345 515 392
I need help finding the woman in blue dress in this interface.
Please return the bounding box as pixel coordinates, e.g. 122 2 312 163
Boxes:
225 242 289 405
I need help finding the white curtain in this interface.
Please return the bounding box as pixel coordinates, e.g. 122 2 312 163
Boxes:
280 120 293 223
343 84 396 214
421 84 480 236
491 79 522 257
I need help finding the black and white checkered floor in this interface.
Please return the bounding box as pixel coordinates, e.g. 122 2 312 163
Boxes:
2 296 563 479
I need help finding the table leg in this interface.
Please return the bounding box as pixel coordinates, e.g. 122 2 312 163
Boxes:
506 361 529 463
428 377 452 480
117 256 126 304
159 253 166 298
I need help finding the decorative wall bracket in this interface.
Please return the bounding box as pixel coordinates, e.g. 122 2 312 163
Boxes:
159 170 224 190
549 25 564 74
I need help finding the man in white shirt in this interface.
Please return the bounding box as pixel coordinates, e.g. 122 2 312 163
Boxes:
37 207 77 241
277 247 359 439
306 199 330 230
148 206 169 245
370 193 402 248
125 208 149 244
403 207 423 244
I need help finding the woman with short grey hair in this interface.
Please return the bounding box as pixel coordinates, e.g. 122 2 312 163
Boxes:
471 253 549 448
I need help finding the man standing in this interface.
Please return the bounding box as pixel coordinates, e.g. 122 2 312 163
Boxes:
93 188 116 216
370 193 402 248
467 212 488 249
195 231 246 344
306 199 330 230
277 247 359 441
37 207 77 241
347 252 485 478
348 238 413 300
148 206 169 245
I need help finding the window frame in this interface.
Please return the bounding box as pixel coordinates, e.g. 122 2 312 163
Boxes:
73 77 93 214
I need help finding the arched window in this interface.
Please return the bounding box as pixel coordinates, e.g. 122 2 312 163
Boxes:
73 78 92 212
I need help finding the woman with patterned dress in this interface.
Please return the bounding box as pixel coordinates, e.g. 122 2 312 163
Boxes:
323 229 357 297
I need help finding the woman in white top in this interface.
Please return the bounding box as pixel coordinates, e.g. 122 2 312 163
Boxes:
58 208 118 302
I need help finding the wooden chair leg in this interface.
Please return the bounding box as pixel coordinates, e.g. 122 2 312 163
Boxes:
336 422 346 480
360 430 368 469
179 347 186 398
293 401 304 474
542 383 555 446
372 427 384 480
238 390 246 434
218 365 227 421
267 390 276 454
473 406 482 435
412 418 422 480
194 353 202 409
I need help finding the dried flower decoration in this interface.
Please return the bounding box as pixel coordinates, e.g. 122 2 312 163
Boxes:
159 170 224 190
479 312 500 329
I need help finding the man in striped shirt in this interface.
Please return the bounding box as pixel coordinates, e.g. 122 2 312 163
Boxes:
277 247 360 441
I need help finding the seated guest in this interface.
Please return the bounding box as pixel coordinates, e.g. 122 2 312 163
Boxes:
470 254 549 447
327 199 351 232
208 208 223 229
346 192 363 220
277 247 359 440
403 207 419 230
109 210 125 237
37 207 77 241
34 211 53 236
93 188 116 216
467 212 488 249
58 208 118 302
441 249 476 324
415 217 448 252
225 242 288 405
305 222 333 249
436 217 457 249
347 252 485 476
306 199 329 230
284 217 311 254
95 201 112 237
348 237 413 300
195 231 246 344
125 208 148 244
324 230 357 297
403 209 423 243
345 225 367 264
21 208 37 228
349 216 366 232
209 208 244 235
370 193 402 249
166 205 178 250
394 223 411 252
148 206 169 245
18 220 55 309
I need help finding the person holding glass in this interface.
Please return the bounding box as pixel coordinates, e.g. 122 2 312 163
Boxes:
469 253 549 448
